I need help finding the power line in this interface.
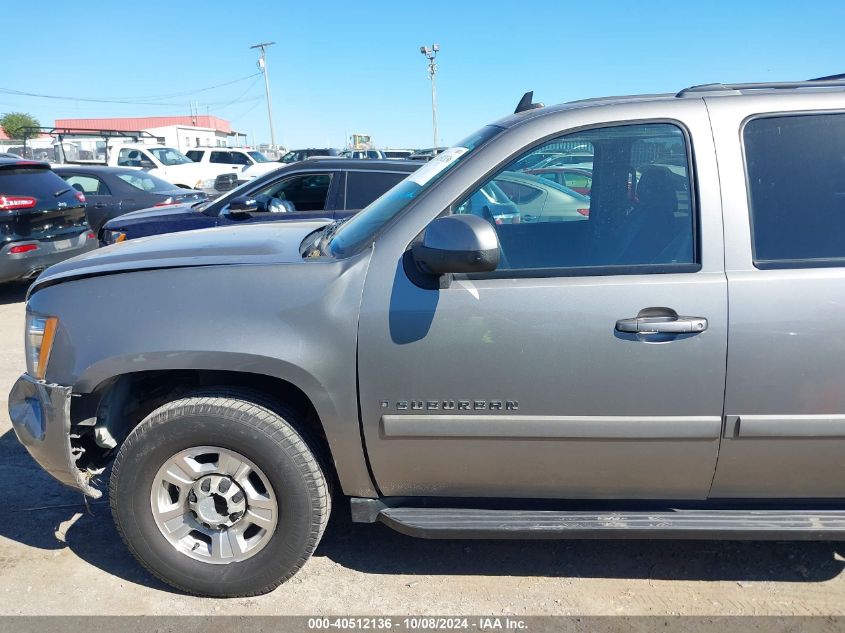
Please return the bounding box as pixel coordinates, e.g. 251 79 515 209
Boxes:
0 73 262 107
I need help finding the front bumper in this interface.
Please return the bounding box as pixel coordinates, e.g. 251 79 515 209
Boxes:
0 232 97 284
8 374 102 498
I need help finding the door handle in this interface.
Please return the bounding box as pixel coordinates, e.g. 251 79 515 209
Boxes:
616 308 708 334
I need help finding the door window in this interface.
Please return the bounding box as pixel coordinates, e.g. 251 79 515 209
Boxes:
454 123 696 274
255 173 332 212
210 151 233 164
62 174 111 195
345 171 408 209
185 150 203 162
117 148 146 167
744 113 845 268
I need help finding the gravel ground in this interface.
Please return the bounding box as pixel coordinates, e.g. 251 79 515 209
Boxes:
1 281 845 616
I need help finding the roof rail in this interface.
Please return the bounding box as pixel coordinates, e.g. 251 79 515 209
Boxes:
676 78 845 98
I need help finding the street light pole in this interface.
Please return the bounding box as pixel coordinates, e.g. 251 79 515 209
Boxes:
420 44 440 149
251 41 277 147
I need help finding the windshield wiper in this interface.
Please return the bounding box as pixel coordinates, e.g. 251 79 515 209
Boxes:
53 187 72 197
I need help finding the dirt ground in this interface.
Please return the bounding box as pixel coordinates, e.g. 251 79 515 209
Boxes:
1 282 845 616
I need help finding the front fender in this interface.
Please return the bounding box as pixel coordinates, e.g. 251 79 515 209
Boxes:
28 257 377 497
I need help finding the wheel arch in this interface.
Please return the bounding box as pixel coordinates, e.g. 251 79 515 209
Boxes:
71 356 375 497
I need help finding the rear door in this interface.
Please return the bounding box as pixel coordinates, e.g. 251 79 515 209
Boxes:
59 172 119 234
708 93 845 497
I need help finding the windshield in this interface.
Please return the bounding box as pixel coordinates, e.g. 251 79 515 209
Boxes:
327 125 504 257
148 147 192 166
118 172 178 192
248 151 270 163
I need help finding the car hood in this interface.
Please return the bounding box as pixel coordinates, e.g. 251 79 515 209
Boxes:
104 203 203 227
30 220 331 292
242 162 284 178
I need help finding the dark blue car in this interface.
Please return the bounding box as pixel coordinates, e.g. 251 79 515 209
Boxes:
100 159 419 245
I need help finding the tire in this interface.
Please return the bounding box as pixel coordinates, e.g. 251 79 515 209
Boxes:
109 390 331 597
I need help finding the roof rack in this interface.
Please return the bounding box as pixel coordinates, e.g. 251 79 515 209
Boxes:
676 77 845 98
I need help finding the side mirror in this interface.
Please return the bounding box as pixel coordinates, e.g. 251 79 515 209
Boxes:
412 214 500 275
228 195 294 216
227 195 258 216
138 159 156 169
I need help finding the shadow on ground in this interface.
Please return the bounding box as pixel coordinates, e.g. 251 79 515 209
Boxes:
2 427 844 595
0 283 29 307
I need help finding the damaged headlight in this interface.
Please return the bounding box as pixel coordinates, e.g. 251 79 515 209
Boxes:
26 313 59 380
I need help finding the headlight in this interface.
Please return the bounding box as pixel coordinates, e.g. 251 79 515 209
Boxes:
102 230 127 245
26 314 59 380
200 178 216 189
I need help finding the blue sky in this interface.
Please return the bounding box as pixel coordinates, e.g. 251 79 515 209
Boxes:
3 0 844 149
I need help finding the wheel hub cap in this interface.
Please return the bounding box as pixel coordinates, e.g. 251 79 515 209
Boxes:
188 475 247 529
150 446 278 564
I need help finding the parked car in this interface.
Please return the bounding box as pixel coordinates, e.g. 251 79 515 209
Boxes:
532 152 594 169
185 147 274 192
408 147 447 161
493 171 591 222
16 78 845 599
99 159 419 244
0 157 96 283
278 148 340 163
105 143 227 192
383 149 414 159
339 148 386 159
525 166 593 195
53 166 207 236
239 148 343 183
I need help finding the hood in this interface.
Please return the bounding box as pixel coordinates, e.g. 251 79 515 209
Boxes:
242 162 284 178
105 202 201 225
31 219 330 292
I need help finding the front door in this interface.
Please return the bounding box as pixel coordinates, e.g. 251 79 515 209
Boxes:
357 114 728 499
217 171 340 225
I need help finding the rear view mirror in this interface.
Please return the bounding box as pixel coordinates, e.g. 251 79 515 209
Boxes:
412 214 500 275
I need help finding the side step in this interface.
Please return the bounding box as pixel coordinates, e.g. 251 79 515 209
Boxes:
368 505 845 540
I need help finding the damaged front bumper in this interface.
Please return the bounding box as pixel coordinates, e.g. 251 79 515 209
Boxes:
8 373 102 499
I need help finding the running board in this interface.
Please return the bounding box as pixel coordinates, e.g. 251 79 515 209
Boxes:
362 503 845 540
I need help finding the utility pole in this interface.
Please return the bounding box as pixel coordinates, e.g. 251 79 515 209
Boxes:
251 41 277 147
420 44 440 149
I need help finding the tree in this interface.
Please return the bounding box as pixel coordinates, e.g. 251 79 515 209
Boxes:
0 112 40 140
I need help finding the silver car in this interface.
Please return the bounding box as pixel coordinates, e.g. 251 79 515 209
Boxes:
10 78 845 597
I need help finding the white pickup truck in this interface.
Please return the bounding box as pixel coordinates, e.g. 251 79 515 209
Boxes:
107 144 234 194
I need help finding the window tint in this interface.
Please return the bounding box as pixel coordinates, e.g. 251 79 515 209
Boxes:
454 123 695 274
210 151 232 164
345 171 408 209
63 174 111 195
117 172 175 192
745 114 845 267
185 150 202 162
255 173 332 212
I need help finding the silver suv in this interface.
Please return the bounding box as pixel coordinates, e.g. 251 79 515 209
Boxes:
10 78 845 597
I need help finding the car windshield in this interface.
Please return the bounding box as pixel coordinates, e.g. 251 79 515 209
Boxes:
248 151 270 163
117 172 177 192
326 125 504 257
148 147 192 165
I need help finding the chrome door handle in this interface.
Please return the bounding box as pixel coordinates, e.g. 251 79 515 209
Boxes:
616 311 708 334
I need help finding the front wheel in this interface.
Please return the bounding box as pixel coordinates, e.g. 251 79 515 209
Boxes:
109 391 330 597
